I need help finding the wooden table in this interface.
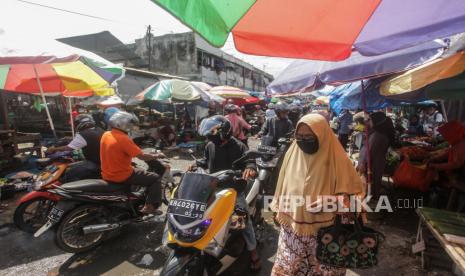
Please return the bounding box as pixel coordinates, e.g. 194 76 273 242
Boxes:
417 208 465 275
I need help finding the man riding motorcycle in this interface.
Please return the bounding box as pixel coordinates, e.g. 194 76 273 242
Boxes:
189 115 262 271
100 111 165 215
258 101 294 147
47 114 104 180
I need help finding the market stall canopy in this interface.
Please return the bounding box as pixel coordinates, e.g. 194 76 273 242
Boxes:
329 80 424 115
79 95 124 107
380 51 465 96
267 40 446 94
130 79 222 104
385 71 465 101
152 0 465 60
191 81 212 91
228 96 260 107
209 86 251 98
0 37 124 97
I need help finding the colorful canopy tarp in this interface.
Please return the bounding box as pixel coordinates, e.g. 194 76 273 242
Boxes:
132 79 221 104
227 96 260 107
329 80 425 115
267 40 446 94
380 51 465 96
152 0 465 60
210 86 251 98
191 81 212 91
0 38 123 97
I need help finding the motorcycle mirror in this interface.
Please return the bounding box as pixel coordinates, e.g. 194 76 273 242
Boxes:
231 150 261 168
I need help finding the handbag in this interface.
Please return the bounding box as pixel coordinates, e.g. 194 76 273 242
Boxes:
316 214 384 269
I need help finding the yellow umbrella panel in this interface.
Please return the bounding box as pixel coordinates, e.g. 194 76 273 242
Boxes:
380 51 465 96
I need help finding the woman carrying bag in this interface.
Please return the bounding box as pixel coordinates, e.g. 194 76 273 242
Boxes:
271 114 367 275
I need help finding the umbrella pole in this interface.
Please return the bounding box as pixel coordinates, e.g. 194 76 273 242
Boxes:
440 100 448 122
361 80 372 195
68 97 75 137
33 65 57 139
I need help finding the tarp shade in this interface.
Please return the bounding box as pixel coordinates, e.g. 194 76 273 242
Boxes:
153 0 256 47
355 0 465 56
267 40 446 94
380 51 465 96
329 80 426 115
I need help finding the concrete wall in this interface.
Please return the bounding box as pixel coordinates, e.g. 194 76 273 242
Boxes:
135 32 273 91
135 32 199 78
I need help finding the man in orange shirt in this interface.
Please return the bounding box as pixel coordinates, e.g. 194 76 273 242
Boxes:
101 111 165 214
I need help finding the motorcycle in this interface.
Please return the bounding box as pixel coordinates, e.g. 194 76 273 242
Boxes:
160 150 267 276
255 136 292 195
13 151 83 233
33 160 182 253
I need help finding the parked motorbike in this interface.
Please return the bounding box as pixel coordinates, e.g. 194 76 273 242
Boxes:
160 151 266 276
33 160 182 253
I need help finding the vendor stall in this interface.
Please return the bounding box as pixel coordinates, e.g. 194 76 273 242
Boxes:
416 207 465 274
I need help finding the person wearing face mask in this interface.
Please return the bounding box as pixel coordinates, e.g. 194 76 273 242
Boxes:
100 111 166 215
189 115 262 271
258 101 294 147
271 114 364 276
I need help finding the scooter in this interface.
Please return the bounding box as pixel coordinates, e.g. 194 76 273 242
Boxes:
255 136 292 195
160 151 266 276
33 161 182 253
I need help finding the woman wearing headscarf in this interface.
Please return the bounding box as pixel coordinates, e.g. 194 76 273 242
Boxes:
357 112 395 198
271 114 364 275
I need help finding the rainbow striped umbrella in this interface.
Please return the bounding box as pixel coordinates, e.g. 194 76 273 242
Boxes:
0 38 124 97
152 0 465 60
0 37 124 137
131 79 224 104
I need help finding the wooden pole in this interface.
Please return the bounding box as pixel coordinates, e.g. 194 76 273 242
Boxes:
361 80 372 193
33 64 57 139
0 90 9 130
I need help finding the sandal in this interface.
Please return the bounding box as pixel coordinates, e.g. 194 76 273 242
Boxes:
250 256 262 272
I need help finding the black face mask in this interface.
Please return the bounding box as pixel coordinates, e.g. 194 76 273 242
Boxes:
296 137 319 154
208 134 223 146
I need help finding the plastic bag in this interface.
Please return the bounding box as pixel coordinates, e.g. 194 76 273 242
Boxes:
392 159 431 192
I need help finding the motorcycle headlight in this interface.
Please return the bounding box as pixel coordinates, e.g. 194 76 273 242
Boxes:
168 218 212 243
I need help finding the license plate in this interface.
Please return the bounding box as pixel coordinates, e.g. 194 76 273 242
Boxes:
257 145 277 155
48 207 64 222
168 199 207 219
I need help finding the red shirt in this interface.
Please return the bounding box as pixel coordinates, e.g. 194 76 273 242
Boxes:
100 129 141 182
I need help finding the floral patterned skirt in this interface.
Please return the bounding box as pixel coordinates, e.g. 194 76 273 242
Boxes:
271 225 346 276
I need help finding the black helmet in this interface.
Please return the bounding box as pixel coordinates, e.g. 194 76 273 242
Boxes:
198 115 232 141
224 104 237 114
275 101 289 113
74 114 95 132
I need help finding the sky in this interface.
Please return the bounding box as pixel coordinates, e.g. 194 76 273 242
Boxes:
1 0 294 76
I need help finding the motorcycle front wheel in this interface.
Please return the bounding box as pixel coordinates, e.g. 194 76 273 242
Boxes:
14 197 55 233
55 205 108 253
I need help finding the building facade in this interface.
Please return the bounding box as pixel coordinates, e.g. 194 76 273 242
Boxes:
134 32 273 91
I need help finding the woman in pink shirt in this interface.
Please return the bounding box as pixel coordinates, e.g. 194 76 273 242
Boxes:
225 104 252 146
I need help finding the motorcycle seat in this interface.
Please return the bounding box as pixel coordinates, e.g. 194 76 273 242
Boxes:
60 179 129 193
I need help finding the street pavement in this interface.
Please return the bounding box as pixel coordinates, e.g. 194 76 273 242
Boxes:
0 138 453 276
